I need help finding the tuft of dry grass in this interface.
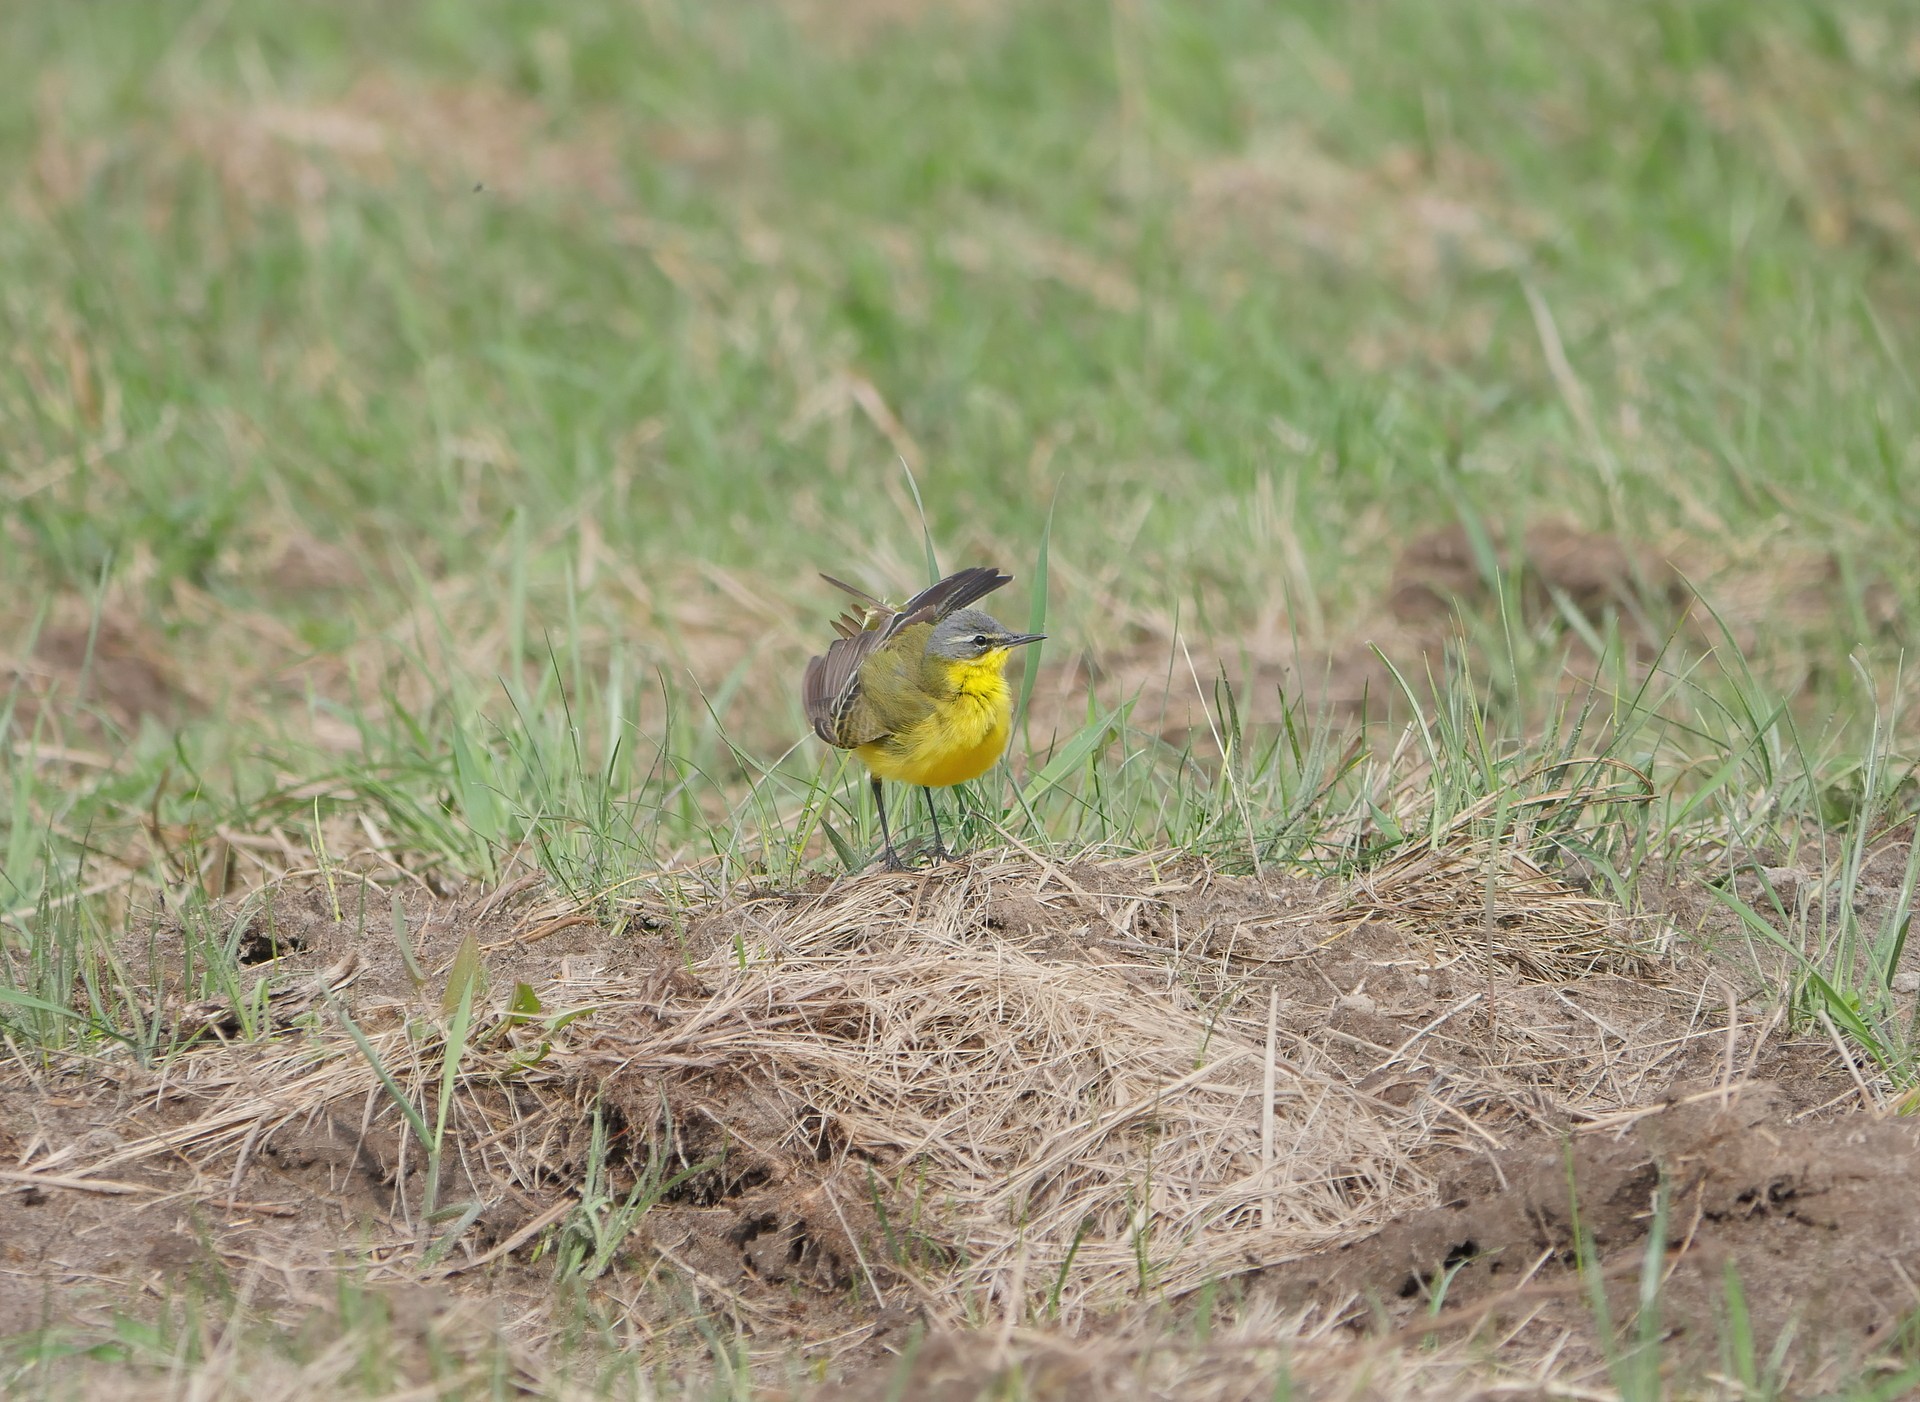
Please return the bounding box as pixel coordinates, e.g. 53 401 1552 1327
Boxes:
11 843 1726 1319
582 855 1428 1320
1317 778 1665 983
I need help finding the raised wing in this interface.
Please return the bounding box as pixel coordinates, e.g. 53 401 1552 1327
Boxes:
803 629 895 745
892 566 1012 627
820 574 893 639
802 566 1013 748
820 565 1011 641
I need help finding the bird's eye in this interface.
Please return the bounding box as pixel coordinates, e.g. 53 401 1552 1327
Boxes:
972 634 989 646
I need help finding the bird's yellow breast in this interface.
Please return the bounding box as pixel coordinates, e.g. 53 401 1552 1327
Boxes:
856 652 1014 788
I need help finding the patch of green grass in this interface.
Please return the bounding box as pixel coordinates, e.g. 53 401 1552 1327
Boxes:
5 0 1919 620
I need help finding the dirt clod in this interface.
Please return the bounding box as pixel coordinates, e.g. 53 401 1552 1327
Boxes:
1265 1084 1920 1371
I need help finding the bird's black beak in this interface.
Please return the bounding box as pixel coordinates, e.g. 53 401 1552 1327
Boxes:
1004 632 1046 648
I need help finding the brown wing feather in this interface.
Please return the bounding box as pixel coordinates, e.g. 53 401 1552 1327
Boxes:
820 573 890 609
802 566 1014 748
821 573 893 639
802 630 893 746
894 566 1012 624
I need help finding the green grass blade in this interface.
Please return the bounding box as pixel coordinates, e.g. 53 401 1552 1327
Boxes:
1017 496 1054 749
897 457 941 585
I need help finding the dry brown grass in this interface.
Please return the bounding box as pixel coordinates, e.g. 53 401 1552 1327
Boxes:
1178 126 1539 320
24 72 629 224
9 825 1785 1397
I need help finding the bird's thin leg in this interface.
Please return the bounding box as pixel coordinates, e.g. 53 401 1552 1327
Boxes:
874 777 909 871
923 787 952 863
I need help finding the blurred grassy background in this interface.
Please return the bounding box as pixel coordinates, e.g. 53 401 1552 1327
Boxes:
5 0 1920 896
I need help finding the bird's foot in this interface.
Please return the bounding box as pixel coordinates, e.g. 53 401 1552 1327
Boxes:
879 846 915 874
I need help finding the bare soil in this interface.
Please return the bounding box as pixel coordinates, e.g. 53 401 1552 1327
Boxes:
1264 1086 1920 1368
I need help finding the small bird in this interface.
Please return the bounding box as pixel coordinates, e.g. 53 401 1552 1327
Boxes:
802 567 1044 870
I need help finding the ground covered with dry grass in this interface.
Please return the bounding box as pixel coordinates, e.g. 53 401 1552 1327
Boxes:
10 0 1920 1397
9 828 1920 1398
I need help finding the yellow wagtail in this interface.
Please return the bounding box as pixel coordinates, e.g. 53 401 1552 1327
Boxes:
802 566 1044 870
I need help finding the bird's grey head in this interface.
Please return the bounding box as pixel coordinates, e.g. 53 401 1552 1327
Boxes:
926 608 1046 661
